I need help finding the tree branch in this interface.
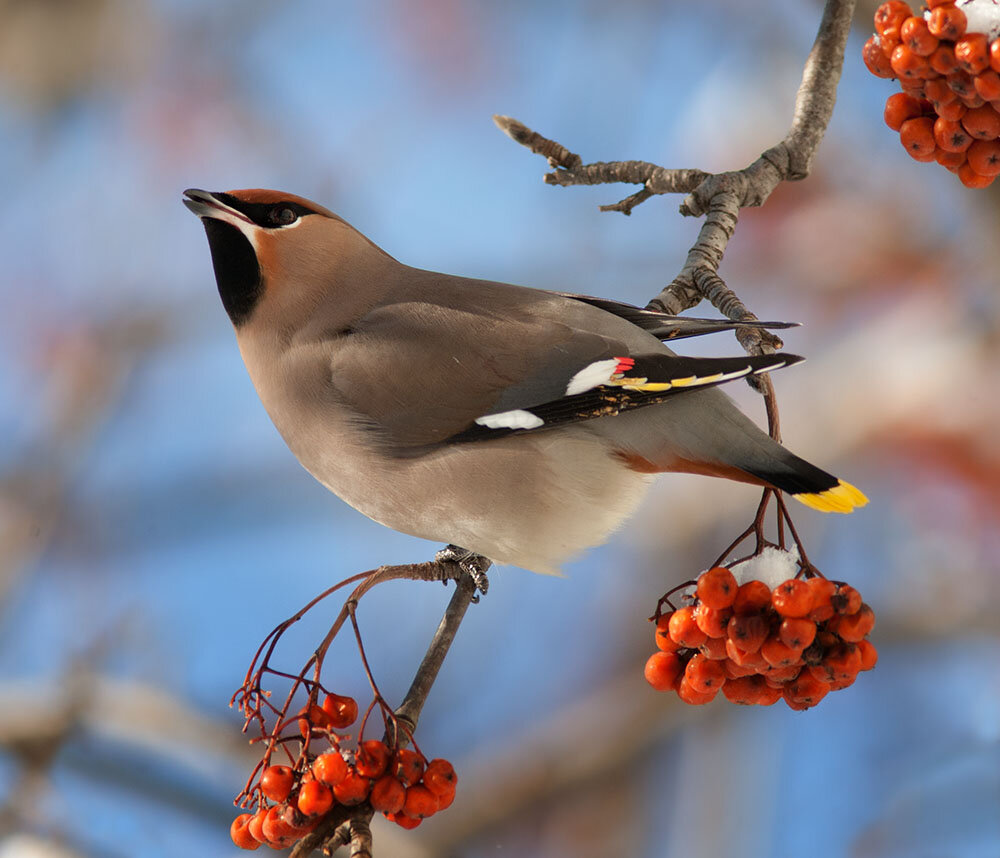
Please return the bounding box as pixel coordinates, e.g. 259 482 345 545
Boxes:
495 0 857 359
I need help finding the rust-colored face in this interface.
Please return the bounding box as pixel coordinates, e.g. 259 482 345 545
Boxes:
184 188 338 326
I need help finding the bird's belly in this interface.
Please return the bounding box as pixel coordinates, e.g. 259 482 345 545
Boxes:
295 425 653 575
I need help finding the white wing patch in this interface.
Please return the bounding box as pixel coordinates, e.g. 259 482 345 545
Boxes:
565 359 620 395
474 409 544 430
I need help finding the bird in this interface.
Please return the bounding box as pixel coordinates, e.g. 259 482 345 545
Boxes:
183 188 867 576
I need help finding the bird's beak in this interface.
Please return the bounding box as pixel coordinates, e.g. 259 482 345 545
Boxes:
182 188 255 228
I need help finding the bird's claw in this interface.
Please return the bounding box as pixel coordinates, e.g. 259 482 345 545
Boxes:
436 544 491 598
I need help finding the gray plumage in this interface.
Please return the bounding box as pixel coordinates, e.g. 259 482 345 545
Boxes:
184 188 866 574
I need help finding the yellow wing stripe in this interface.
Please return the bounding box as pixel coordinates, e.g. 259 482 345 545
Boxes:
612 366 756 393
793 479 869 514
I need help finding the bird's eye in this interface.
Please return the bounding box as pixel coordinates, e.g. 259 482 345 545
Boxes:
269 207 297 226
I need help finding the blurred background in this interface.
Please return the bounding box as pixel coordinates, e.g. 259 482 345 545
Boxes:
1 0 999 856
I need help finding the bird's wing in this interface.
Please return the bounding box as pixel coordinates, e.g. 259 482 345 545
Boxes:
550 291 797 341
327 298 800 453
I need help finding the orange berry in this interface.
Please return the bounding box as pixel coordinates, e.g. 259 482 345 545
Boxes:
644 651 683 691
875 1 913 42
261 805 296 845
900 79 926 99
423 759 458 796
394 748 426 787
930 43 959 75
676 676 717 705
231 814 261 850
757 683 784 706
696 566 738 609
297 780 334 817
727 613 769 653
828 673 859 691
947 69 975 97
955 33 990 74
387 811 423 830
819 643 864 682
991 38 1000 73
654 613 679 651
403 784 440 819
725 638 769 670
763 663 802 684
961 104 1000 139
783 673 829 709
761 636 802 669
779 617 816 650
924 76 957 105
935 147 967 170
333 768 372 806
356 740 391 779
722 675 764 705
700 635 729 661
723 657 758 679
857 639 879 671
805 577 836 622
927 5 966 40
435 781 457 810
901 16 938 56
960 91 986 109
831 583 863 615
370 774 406 814
974 70 1000 101
693 603 731 638
260 765 295 803
771 579 814 618
830 604 876 642
926 0 956 6
668 606 707 648
959 160 997 186
298 703 332 737
313 752 349 787
322 693 359 729
247 809 268 845
684 652 727 693
937 99 968 121
733 580 771 615
935 116 974 151
891 43 930 79
884 92 924 131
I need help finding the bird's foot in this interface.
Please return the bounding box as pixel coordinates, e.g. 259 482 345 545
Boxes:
436 544 491 597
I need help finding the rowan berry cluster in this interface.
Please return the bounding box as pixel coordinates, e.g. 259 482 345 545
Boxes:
229 691 458 850
644 566 877 709
864 0 1000 187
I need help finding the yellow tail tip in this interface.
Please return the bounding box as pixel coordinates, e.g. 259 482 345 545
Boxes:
793 479 869 513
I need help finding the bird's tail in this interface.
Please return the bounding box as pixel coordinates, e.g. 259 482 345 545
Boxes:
738 452 868 513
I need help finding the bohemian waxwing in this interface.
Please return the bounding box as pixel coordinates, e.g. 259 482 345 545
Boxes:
183 188 867 575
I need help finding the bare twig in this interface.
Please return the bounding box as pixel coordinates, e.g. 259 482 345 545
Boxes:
496 0 857 355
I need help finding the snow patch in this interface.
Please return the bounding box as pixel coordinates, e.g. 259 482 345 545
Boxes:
952 0 1000 40
729 545 801 590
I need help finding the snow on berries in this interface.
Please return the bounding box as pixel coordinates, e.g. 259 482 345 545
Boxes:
645 564 877 710
228 690 458 850
864 0 1000 187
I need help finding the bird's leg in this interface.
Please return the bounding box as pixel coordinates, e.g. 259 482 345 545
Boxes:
435 544 491 596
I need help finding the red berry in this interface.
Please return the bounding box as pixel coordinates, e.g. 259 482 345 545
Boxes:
958 161 997 187
955 33 990 75
654 613 679 651
693 603 731 638
333 768 372 806
668 606 707 648
875 1 913 42
761 636 802 669
727 613 769 653
261 805 296 846
684 652 727 693
231 814 261 850
927 5 966 40
356 740 391 779
394 748 426 787
322 693 359 729
676 676 717 705
370 774 406 814
696 566 738 609
733 580 771 615
297 780 334 817
857 639 879 671
403 784 440 819
935 116 973 152
423 759 458 796
901 16 938 56
772 579 814 618
644 651 683 691
830 604 876 642
387 812 422 830
260 765 295 803
313 752 349 787
885 92 924 131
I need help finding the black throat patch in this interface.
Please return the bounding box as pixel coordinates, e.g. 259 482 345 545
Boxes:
202 219 263 327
